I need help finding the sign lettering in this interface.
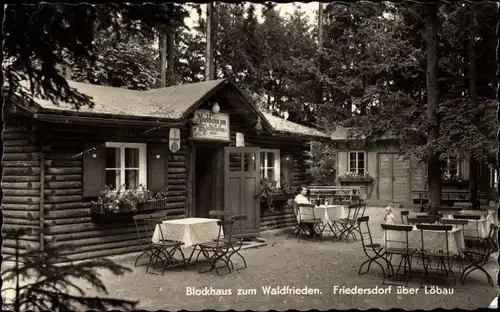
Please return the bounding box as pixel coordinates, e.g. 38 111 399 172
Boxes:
191 110 230 141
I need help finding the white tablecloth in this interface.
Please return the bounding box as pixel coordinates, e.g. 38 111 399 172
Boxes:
462 219 489 238
382 225 465 255
297 205 345 223
314 205 345 223
152 218 220 247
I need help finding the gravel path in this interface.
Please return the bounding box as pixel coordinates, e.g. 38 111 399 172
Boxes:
3 207 498 310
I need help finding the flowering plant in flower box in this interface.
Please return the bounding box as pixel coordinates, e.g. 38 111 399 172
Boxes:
94 184 168 213
337 172 373 182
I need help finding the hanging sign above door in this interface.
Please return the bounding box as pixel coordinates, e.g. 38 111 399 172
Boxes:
169 128 181 153
191 109 230 141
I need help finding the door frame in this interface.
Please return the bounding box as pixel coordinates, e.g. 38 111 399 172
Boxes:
224 146 261 237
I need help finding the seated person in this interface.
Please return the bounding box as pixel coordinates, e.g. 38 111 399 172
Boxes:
294 185 318 236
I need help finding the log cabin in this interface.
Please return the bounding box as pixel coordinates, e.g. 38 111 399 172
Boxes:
331 126 495 207
2 78 329 261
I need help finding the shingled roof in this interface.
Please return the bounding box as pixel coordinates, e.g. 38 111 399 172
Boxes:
16 79 329 139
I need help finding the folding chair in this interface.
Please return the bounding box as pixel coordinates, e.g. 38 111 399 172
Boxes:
381 224 415 285
416 224 455 286
438 219 469 271
334 203 361 242
357 216 393 278
209 210 231 220
226 215 248 271
408 217 437 225
297 203 322 243
460 224 498 287
197 219 235 276
400 210 410 224
133 212 159 267
143 212 186 275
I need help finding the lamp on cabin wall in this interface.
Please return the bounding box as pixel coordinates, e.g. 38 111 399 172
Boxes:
211 102 220 113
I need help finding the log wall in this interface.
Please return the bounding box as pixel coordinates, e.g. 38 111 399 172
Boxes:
2 120 43 255
2 118 313 259
2 121 191 261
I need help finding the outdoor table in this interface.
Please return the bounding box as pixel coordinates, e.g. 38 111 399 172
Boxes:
382 224 465 257
460 218 489 238
313 205 345 236
486 209 498 227
152 217 221 265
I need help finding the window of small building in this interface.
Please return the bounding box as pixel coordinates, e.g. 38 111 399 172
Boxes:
441 156 458 178
348 151 366 174
260 149 281 185
105 142 147 189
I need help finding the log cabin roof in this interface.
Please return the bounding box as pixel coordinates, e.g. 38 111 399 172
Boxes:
262 112 329 138
15 79 330 140
330 126 400 141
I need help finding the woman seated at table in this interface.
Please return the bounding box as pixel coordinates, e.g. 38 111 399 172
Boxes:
294 185 318 236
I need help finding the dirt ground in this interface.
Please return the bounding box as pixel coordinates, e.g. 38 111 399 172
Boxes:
80 207 499 310
3 207 499 310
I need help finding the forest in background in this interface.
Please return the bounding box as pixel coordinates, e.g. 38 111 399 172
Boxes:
4 2 499 211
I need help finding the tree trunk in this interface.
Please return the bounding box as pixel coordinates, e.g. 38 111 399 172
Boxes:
425 3 441 214
159 32 167 88
316 2 324 105
166 29 175 86
205 2 215 81
468 7 479 209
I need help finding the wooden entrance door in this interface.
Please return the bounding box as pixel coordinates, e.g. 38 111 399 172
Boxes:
224 147 260 238
378 153 411 202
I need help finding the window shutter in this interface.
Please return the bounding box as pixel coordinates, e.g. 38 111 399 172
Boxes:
147 143 168 192
83 142 106 197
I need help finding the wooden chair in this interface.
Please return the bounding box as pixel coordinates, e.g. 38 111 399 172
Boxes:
416 224 455 286
198 219 235 276
460 224 498 287
438 219 469 271
357 216 392 277
226 215 248 271
408 217 437 225
143 211 185 275
133 212 160 267
334 202 362 242
400 210 410 224
297 203 322 243
381 223 415 285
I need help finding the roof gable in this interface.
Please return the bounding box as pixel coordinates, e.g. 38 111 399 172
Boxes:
15 79 329 139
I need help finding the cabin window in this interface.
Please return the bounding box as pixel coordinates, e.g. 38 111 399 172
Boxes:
441 156 458 178
348 151 366 174
105 142 147 189
260 149 281 185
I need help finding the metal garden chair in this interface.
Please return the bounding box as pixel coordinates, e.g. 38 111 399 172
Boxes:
400 210 410 224
333 202 361 242
226 215 248 271
460 224 498 287
357 216 393 278
143 211 186 275
381 223 416 285
197 219 235 276
416 224 455 286
133 212 159 267
297 203 322 243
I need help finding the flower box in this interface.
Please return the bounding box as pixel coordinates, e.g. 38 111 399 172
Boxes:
338 177 373 183
91 198 168 215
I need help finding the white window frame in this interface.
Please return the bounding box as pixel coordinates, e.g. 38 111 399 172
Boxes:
348 151 366 174
105 142 147 189
442 156 459 177
260 148 281 186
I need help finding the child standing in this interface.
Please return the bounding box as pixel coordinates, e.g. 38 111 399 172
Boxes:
383 206 395 224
